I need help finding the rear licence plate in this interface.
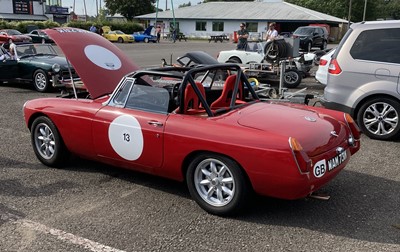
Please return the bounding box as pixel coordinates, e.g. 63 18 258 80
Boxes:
327 151 347 171
313 150 347 178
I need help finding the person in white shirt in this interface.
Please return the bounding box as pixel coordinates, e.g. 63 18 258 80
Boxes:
7 38 16 60
266 22 278 42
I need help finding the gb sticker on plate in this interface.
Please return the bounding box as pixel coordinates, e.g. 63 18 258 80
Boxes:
313 159 327 178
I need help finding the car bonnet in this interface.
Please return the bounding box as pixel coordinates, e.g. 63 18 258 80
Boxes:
143 26 153 35
45 27 139 98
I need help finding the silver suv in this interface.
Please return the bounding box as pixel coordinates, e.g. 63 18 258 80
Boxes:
322 20 400 140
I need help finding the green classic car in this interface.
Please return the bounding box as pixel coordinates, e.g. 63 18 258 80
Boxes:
0 43 79 92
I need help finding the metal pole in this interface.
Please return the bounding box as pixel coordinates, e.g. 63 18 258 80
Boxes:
96 0 98 17
155 0 159 26
171 0 176 29
348 0 352 30
363 0 368 21
83 0 87 17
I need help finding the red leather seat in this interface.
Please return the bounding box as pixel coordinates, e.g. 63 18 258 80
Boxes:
210 75 244 109
182 82 206 115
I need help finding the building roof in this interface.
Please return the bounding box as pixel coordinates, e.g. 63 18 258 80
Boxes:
136 1 348 24
0 13 48 21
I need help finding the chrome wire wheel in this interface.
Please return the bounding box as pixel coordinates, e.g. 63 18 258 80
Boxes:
193 158 235 207
362 101 399 137
35 72 46 90
34 122 56 160
33 69 49 92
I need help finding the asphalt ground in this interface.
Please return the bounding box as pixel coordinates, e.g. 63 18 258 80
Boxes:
0 40 399 252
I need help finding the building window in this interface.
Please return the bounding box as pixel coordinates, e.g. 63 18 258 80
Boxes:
196 21 207 31
246 22 258 32
212 22 224 32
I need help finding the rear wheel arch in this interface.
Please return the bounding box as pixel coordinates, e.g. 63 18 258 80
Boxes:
227 56 241 63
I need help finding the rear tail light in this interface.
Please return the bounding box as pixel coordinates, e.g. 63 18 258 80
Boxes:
344 113 361 140
289 137 312 174
319 58 328 66
328 58 342 75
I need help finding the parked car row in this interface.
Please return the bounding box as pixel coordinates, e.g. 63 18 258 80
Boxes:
101 26 157 43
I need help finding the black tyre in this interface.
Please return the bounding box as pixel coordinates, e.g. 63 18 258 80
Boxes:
226 57 241 64
117 37 124 43
31 116 69 167
283 69 302 88
33 69 50 92
320 40 327 50
306 42 312 52
186 153 250 216
357 97 400 140
144 37 149 43
264 40 287 61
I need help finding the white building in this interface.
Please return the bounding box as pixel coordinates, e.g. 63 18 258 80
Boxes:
0 0 70 23
135 0 348 41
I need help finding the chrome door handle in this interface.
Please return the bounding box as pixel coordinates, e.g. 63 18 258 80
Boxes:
148 121 163 127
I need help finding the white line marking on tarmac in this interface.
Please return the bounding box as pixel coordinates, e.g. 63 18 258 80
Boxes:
18 219 126 252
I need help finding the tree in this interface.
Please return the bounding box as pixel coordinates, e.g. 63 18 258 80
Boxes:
376 0 400 20
285 0 399 22
104 0 156 21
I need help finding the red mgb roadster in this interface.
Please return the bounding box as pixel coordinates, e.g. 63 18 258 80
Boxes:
23 28 360 215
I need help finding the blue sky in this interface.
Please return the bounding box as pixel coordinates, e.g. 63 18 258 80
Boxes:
62 0 193 16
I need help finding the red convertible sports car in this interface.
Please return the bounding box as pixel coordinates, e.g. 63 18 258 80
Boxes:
23 28 360 215
0 29 32 43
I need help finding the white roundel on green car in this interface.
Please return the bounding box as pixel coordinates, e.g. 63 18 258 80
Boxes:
108 115 144 160
84 45 122 70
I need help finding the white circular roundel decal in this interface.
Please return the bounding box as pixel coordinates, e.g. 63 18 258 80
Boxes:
84 45 122 70
108 115 143 161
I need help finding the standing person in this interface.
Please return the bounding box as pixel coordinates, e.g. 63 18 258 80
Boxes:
266 22 278 42
237 23 249 50
8 38 16 60
156 25 161 43
170 25 177 43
